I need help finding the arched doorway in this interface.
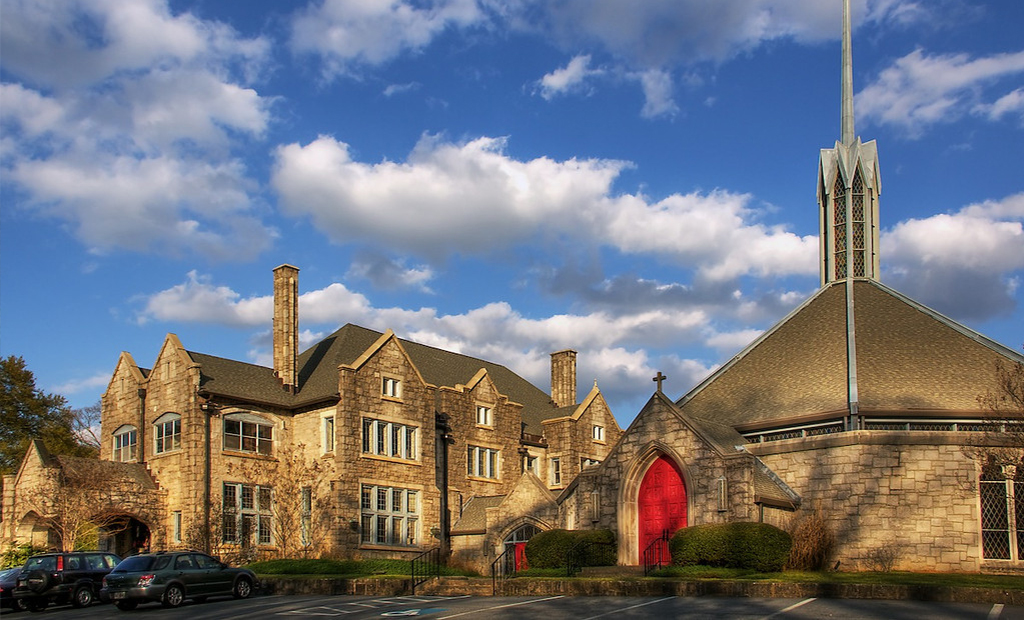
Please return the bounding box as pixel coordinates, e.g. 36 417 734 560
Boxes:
637 455 687 560
101 517 151 557
503 523 542 571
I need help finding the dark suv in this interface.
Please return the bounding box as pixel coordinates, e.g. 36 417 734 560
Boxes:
13 551 121 611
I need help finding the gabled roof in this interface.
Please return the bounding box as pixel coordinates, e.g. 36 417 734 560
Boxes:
451 495 505 534
676 279 1024 431
187 323 562 431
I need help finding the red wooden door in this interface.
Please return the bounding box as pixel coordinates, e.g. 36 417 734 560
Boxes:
638 455 687 560
514 542 529 571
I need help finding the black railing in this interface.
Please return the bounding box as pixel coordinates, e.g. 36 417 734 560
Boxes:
564 539 616 577
410 547 441 595
642 530 671 576
491 545 517 595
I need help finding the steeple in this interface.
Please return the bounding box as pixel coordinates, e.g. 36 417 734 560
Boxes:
818 0 882 286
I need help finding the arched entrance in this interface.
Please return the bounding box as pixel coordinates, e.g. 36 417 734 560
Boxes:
101 517 151 557
637 455 687 558
503 523 542 571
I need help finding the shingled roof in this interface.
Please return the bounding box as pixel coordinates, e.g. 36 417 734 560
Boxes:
677 279 1024 432
189 323 561 432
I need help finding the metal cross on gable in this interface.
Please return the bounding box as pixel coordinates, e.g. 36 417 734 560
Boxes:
653 371 667 393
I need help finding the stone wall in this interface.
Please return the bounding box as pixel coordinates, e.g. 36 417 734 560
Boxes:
750 431 983 571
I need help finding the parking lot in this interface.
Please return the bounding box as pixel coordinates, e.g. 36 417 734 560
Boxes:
8 594 1023 620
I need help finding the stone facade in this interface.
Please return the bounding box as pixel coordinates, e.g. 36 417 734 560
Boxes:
1 267 623 568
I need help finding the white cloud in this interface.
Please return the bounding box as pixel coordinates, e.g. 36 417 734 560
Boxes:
634 68 679 119
858 49 1024 136
883 193 1024 318
536 55 600 99
347 253 436 292
0 0 275 259
290 0 484 77
975 87 1024 124
135 270 724 412
272 133 817 280
51 372 113 395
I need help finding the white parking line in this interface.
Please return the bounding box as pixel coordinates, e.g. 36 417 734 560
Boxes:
436 595 566 619
989 603 1004 619
278 595 471 616
761 598 817 619
579 596 677 620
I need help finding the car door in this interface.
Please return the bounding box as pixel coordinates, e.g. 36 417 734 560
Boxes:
193 554 229 595
172 554 207 596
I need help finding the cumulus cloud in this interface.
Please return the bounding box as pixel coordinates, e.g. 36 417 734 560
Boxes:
290 0 484 77
634 69 679 119
536 55 601 99
347 252 436 292
0 0 275 259
272 133 818 280
135 269 725 413
858 49 1024 136
883 193 1024 319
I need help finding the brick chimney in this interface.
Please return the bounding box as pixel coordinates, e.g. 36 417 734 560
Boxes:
273 264 299 393
550 349 577 408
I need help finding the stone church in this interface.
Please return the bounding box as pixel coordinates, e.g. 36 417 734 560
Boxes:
3 0 1022 575
553 1 1024 572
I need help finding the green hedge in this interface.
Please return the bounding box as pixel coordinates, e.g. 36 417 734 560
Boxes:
525 529 616 569
669 522 791 572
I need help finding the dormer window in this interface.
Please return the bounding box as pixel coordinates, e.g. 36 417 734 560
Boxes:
592 425 605 442
476 405 492 427
382 376 401 399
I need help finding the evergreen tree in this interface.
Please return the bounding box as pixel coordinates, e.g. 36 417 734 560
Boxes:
0 355 92 478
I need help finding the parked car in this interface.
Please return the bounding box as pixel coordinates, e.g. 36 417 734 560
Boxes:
1 567 28 612
100 551 257 610
12 551 121 611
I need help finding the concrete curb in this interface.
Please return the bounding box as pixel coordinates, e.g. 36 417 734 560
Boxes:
259 576 1024 605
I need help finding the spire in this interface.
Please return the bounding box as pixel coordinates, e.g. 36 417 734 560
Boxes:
817 0 881 286
841 0 855 146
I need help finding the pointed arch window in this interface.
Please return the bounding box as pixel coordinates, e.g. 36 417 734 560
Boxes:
851 169 866 277
153 413 181 454
832 171 847 280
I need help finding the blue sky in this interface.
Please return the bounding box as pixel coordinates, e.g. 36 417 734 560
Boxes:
2 0 1022 426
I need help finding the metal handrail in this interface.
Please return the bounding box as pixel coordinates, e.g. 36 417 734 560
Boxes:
410 547 441 595
491 545 516 595
642 531 671 576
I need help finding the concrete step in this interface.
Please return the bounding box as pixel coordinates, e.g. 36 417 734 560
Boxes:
579 565 645 577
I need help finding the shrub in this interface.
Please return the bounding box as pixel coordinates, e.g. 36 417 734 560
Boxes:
525 529 616 569
1 543 46 569
786 509 835 570
670 522 791 572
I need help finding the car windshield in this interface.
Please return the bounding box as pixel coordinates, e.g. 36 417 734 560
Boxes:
113 556 154 572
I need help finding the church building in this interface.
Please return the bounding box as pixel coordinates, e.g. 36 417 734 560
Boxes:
556 0 1024 572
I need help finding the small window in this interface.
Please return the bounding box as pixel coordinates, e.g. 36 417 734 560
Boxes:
153 413 181 454
467 445 500 479
476 405 492 426
592 425 605 442
581 457 600 469
323 416 335 453
550 457 562 486
113 425 138 462
524 454 539 476
172 511 182 543
382 376 401 399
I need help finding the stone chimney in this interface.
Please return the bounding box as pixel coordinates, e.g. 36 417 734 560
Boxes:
550 349 577 408
273 264 299 393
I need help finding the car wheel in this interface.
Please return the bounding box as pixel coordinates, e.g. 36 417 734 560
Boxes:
25 598 47 612
232 577 252 599
71 585 95 608
12 598 29 612
162 584 185 608
115 600 139 611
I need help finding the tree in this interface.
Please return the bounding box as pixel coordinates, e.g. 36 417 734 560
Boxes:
0 356 92 479
975 353 1024 468
19 457 135 552
71 401 103 451
225 444 333 560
